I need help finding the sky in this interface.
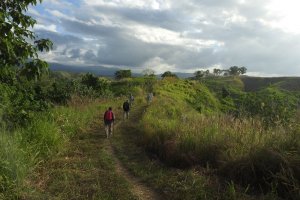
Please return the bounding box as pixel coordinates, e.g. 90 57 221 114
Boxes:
28 0 300 76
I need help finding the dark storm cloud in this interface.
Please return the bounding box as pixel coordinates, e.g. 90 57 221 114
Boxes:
36 31 82 46
88 6 186 32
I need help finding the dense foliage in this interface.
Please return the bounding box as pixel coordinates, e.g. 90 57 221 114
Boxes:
0 0 53 81
0 0 53 128
115 70 132 80
161 71 178 78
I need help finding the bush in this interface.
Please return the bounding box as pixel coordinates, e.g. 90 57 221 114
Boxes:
47 81 72 104
0 82 51 129
0 101 103 198
241 87 298 126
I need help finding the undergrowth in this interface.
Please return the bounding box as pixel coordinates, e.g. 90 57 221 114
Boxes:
140 78 300 199
0 99 108 199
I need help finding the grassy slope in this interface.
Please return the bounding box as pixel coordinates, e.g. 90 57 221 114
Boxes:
111 101 274 200
3 75 299 199
138 78 300 199
22 117 137 200
241 76 300 92
112 105 225 200
0 99 137 199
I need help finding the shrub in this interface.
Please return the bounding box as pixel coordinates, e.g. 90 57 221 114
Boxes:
241 87 298 126
0 101 103 198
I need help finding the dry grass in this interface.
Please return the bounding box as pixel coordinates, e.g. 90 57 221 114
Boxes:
140 90 300 199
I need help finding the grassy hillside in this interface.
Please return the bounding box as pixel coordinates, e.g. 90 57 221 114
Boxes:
0 101 106 198
1 71 299 199
241 76 300 92
139 77 300 199
154 78 221 113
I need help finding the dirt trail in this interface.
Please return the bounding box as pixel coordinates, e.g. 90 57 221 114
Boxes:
108 106 163 200
107 142 162 200
24 103 161 199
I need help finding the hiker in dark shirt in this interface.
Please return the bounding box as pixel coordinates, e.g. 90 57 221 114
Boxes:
103 107 115 138
123 100 130 119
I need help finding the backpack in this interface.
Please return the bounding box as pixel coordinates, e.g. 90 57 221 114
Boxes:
123 102 130 111
104 111 113 120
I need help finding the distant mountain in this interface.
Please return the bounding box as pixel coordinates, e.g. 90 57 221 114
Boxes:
49 63 193 78
49 63 121 77
174 72 193 78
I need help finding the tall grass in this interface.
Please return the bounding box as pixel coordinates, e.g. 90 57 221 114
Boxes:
0 99 107 198
140 83 300 198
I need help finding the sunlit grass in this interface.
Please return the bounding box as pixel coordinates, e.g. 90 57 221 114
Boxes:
140 79 300 198
0 99 110 198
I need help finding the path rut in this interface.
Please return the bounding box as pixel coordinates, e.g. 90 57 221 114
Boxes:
107 105 162 200
107 142 162 200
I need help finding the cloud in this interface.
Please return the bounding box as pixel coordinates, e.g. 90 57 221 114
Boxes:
34 24 58 32
28 0 300 76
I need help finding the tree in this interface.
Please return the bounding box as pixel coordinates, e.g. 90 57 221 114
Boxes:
0 0 53 80
228 66 240 76
228 66 247 76
213 68 221 76
194 70 205 79
205 69 210 76
143 69 156 77
240 66 247 75
161 71 178 78
115 70 132 80
81 73 99 89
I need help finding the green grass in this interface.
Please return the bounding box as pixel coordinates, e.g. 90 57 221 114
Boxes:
1 76 299 199
241 76 300 92
154 78 220 114
0 99 112 199
16 98 138 199
138 78 300 199
111 106 220 200
22 122 137 200
22 98 137 200
111 105 265 200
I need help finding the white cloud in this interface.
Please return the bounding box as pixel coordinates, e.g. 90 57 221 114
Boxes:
131 24 222 51
222 11 247 25
265 0 300 33
246 71 281 77
44 0 73 7
83 0 171 10
141 57 175 73
27 7 41 17
34 24 58 32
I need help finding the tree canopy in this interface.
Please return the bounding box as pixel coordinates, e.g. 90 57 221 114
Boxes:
161 71 178 78
194 67 247 79
194 70 210 79
0 0 53 80
115 70 132 80
228 66 247 76
142 69 156 77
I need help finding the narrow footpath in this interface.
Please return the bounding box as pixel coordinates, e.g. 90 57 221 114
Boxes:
108 104 162 200
24 104 162 200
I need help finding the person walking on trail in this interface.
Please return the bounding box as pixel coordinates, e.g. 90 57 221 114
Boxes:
129 93 134 106
147 92 153 105
123 100 130 119
104 107 115 138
